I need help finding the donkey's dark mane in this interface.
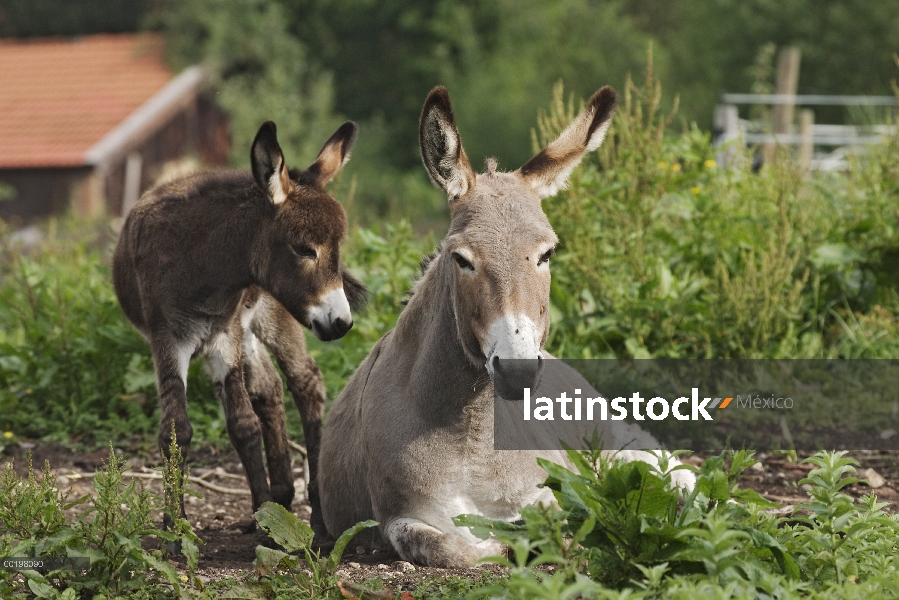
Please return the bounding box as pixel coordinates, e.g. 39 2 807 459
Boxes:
401 245 441 306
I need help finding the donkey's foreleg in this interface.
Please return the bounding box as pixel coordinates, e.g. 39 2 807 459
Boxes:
206 332 272 515
152 338 194 531
277 353 325 534
242 332 294 509
385 517 504 568
253 301 327 538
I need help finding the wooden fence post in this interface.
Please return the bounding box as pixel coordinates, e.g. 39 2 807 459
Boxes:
763 46 801 166
714 104 742 168
798 109 815 175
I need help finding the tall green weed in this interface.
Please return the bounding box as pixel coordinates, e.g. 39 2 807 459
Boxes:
0 443 200 598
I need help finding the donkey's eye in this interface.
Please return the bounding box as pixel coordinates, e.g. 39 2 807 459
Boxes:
291 244 317 260
538 247 555 266
452 252 474 271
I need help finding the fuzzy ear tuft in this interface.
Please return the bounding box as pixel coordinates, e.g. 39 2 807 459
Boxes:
305 121 358 186
517 86 618 199
419 86 476 202
251 121 292 205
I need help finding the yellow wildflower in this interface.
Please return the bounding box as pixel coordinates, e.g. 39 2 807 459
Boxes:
671 163 681 173
657 161 667 169
704 159 717 169
3 431 12 439
691 186 701 195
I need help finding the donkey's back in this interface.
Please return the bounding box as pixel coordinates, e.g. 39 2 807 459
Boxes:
113 170 263 335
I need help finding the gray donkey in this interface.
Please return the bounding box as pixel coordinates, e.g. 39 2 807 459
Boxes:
113 121 364 533
318 86 695 567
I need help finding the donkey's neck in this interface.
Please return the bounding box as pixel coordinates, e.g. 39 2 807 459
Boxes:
181 197 268 304
392 256 492 420
213 200 272 290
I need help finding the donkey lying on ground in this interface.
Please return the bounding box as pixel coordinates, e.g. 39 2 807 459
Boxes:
113 121 364 533
319 86 695 567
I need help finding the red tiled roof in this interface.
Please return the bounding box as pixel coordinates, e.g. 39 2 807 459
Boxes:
0 34 173 168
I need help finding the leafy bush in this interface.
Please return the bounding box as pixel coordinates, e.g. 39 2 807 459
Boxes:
0 443 200 598
540 61 899 359
0 220 223 446
457 450 899 599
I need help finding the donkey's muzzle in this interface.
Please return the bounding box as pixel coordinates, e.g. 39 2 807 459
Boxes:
309 287 353 341
312 316 353 341
492 356 545 401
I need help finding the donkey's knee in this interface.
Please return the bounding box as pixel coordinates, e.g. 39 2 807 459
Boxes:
385 518 502 568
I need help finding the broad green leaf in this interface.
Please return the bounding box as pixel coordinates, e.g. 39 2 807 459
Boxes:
254 502 314 553
254 545 290 575
455 514 527 541
137 547 181 589
27 579 56 599
328 520 378 571
181 535 200 573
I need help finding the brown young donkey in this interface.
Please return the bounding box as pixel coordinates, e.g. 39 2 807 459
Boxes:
113 121 365 534
318 87 695 567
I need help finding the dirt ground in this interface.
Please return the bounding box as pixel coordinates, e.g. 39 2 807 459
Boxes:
3 442 899 589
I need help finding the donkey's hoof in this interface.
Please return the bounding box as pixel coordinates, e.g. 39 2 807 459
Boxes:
237 519 258 534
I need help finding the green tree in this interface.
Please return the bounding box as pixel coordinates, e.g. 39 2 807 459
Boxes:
157 0 341 168
624 0 899 126
0 0 151 37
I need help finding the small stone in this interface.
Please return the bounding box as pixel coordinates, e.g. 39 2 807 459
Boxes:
880 429 897 440
334 569 348 578
394 561 415 573
355 546 366 556
750 462 764 472
348 562 361 569
378 563 389 570
775 471 786 480
863 468 886 489
57 475 70 486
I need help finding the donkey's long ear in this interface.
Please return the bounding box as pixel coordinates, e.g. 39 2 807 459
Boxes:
517 86 618 199
419 86 476 201
251 121 292 205
305 121 358 186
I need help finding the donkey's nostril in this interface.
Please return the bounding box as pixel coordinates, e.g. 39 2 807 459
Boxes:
333 316 352 337
491 355 543 401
